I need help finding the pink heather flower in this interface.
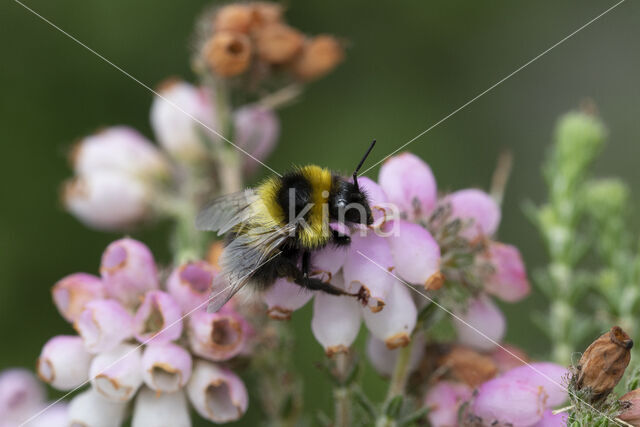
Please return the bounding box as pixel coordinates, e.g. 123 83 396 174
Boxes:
132 388 190 427
0 369 45 425
141 343 192 393
150 80 217 162
74 299 134 354
68 388 127 427
37 335 92 391
491 344 529 373
188 307 248 361
502 362 568 407
100 238 159 308
186 360 248 423
472 376 547 426
311 244 348 281
357 177 393 227
133 291 183 344
343 233 395 312
446 188 501 240
71 126 169 178
483 242 531 302
424 381 473 427
26 402 68 427
362 282 417 349
378 152 437 220
453 295 505 352
263 278 313 320
534 409 567 426
63 171 151 231
366 334 425 377
384 220 440 286
234 105 280 175
52 273 105 322
619 388 640 425
89 343 143 402
166 261 216 314
311 274 361 356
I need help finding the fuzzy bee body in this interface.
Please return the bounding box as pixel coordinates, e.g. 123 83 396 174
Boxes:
197 143 376 312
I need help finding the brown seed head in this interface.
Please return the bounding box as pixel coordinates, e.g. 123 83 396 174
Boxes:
292 35 344 81
439 346 498 387
213 4 254 33
255 23 304 64
250 2 283 28
204 31 252 77
575 326 633 400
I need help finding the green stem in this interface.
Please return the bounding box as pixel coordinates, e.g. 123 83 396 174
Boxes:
333 353 351 427
386 341 413 400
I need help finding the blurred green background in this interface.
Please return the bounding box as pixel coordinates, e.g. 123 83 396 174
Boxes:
1 0 639 424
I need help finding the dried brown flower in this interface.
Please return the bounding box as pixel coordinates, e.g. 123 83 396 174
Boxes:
575 326 633 401
204 31 252 77
250 2 283 28
255 23 304 64
439 346 498 387
214 4 255 33
291 35 344 81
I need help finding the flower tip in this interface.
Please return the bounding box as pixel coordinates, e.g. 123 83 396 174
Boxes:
204 31 252 77
425 271 445 291
384 332 410 350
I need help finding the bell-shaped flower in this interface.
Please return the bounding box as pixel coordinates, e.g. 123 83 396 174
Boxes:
0 369 45 425
311 243 348 281
68 388 127 427
74 299 134 353
100 238 159 308
491 343 529 373
378 152 437 220
89 343 143 402
534 410 567 426
132 388 190 427
150 80 217 162
366 333 425 377
27 402 68 427
37 335 92 391
356 177 393 227
63 171 151 231
453 295 505 352
264 278 313 320
384 220 441 287
343 233 395 312
483 242 531 302
188 307 248 361
619 388 640 425
502 362 568 407
471 376 547 426
446 189 501 240
234 105 280 175
311 273 361 356
363 282 417 349
52 273 105 322
186 360 248 423
424 381 472 427
71 126 169 178
133 291 183 344
141 342 192 393
166 261 216 314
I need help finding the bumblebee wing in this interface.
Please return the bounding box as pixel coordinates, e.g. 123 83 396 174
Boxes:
196 189 261 235
207 222 296 312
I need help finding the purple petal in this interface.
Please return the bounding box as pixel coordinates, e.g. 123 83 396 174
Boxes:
186 360 248 423
311 244 349 280
234 105 280 175
484 242 531 302
37 335 92 391
63 171 151 231
52 273 105 322
357 177 394 227
378 152 437 220
362 282 417 349
141 343 192 392
472 377 546 426
89 343 143 402
491 344 529 373
385 220 441 286
619 389 640 425
311 274 361 356
74 299 134 353
132 388 191 427
502 362 568 407
533 409 568 427
26 402 68 427
133 291 183 344
366 333 425 377
68 389 127 427
100 238 159 308
446 189 501 240
424 381 472 427
188 308 248 361
166 261 216 314
0 369 45 424
264 278 313 320
453 295 505 352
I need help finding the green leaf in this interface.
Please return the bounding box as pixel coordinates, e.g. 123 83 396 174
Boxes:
398 407 430 426
351 388 377 420
384 395 404 419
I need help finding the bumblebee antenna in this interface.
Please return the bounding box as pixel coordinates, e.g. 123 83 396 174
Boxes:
353 139 376 191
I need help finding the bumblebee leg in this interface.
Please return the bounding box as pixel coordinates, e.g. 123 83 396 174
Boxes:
278 253 352 297
332 229 351 246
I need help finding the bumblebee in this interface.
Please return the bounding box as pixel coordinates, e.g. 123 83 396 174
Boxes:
196 141 376 312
